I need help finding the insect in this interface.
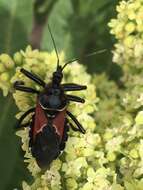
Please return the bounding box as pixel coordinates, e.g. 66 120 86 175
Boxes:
14 25 87 169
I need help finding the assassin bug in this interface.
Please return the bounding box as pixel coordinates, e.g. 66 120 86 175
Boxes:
14 25 105 168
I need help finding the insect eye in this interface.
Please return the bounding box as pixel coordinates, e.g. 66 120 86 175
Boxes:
47 89 52 95
51 89 60 95
54 89 60 95
39 95 48 108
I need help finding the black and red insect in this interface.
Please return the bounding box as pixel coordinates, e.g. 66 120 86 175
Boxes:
14 26 87 168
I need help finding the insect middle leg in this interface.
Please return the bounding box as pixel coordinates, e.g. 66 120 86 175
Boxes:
14 81 39 94
66 94 85 103
62 83 87 91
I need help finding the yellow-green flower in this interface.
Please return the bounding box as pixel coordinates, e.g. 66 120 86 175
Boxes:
0 46 101 189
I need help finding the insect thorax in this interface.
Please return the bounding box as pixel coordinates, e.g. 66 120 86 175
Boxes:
39 84 67 113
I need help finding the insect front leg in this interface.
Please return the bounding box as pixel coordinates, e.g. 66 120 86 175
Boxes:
20 68 45 87
16 108 35 129
62 83 87 91
14 81 39 94
66 111 86 134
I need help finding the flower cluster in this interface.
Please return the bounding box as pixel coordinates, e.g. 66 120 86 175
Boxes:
108 0 143 113
0 46 111 189
0 53 15 96
108 0 143 69
1 1 143 187
94 0 143 189
93 74 143 190
3 45 139 189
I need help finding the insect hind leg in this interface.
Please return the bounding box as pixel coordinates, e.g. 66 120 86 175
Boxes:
29 114 35 148
59 120 69 151
66 111 86 134
16 108 35 129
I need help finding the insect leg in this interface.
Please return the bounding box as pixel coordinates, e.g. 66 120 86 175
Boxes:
16 108 35 129
66 111 86 134
59 121 69 150
66 94 85 103
20 68 45 87
68 122 81 132
20 122 31 128
14 81 39 94
62 83 87 91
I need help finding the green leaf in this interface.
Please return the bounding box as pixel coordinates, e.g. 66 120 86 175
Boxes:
0 0 33 54
0 1 33 189
0 95 31 190
41 0 72 56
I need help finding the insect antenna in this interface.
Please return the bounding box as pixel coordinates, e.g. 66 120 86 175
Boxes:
48 24 60 70
61 49 107 71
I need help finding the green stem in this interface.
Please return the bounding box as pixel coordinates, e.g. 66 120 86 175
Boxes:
5 1 17 53
30 0 59 49
0 97 14 135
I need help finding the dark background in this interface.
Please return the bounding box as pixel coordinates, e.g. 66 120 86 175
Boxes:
0 0 120 189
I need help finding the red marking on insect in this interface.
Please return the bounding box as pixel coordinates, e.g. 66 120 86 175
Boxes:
53 109 66 138
32 100 66 141
32 102 47 140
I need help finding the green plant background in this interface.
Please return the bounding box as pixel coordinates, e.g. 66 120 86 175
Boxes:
0 0 119 189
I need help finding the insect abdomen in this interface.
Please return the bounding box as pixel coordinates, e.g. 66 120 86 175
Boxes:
31 124 61 168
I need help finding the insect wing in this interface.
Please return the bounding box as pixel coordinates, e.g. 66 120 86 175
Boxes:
53 109 66 140
32 102 48 141
31 102 61 168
